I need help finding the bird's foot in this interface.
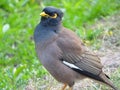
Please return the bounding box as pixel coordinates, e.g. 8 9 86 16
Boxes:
61 83 67 90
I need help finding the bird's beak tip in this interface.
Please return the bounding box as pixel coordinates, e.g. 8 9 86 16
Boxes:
40 12 48 17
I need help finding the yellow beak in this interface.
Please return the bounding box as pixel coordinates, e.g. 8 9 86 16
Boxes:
40 12 49 17
40 12 57 18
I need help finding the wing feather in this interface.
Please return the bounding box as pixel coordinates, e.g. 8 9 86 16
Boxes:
57 28 103 76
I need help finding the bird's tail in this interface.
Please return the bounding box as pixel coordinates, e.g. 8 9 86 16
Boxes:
99 72 118 90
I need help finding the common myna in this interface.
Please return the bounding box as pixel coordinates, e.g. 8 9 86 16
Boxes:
34 6 117 90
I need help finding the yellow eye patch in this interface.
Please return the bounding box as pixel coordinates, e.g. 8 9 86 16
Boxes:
40 12 57 18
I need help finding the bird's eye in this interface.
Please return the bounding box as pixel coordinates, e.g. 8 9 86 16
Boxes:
40 12 57 18
50 13 57 18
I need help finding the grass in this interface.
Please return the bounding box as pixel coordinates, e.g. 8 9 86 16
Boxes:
0 0 120 90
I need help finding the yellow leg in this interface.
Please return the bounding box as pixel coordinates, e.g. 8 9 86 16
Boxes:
68 87 73 90
61 83 67 90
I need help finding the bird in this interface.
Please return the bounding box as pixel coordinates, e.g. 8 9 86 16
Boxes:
34 6 118 90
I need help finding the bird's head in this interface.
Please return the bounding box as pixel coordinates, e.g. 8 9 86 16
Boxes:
40 6 63 26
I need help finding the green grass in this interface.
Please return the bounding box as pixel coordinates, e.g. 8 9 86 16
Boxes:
0 0 120 90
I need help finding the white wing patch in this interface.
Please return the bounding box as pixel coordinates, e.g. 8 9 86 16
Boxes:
63 61 83 71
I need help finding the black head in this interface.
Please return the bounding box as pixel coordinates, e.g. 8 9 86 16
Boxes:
40 6 63 26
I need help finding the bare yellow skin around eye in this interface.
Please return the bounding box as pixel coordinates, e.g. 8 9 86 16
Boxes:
40 12 57 18
50 13 57 18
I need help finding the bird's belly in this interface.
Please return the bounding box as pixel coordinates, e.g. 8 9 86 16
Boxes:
41 58 85 86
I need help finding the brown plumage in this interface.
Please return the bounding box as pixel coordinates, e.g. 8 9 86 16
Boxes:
34 6 118 90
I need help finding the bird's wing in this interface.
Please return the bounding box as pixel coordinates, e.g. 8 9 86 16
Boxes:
57 28 103 77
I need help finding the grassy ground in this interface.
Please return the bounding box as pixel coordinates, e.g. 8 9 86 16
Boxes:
0 0 120 90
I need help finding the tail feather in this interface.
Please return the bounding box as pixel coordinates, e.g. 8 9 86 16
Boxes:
99 73 118 90
71 68 118 90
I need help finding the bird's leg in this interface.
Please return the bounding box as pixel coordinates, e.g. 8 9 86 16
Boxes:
68 87 73 90
61 83 67 90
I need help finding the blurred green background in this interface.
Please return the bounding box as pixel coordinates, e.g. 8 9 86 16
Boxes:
0 0 120 90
